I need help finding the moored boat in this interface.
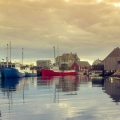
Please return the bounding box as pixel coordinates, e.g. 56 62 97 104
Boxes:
25 72 37 77
41 68 76 76
1 68 25 79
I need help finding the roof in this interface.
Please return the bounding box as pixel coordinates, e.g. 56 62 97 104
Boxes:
76 61 90 66
104 47 120 61
92 59 102 65
57 53 80 61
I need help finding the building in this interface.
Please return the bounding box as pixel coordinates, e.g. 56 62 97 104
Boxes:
92 59 104 72
92 58 102 65
36 60 51 69
70 61 91 71
103 47 120 72
55 53 80 67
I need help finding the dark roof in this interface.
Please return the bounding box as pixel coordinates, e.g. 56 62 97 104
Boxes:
76 61 90 66
104 47 120 60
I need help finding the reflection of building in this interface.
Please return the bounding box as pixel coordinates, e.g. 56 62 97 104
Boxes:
102 78 120 103
37 76 53 87
92 77 104 87
56 76 79 94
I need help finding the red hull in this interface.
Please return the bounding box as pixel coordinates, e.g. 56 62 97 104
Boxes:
41 69 76 76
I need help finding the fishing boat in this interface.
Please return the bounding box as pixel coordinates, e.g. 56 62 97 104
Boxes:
41 67 76 76
1 67 25 79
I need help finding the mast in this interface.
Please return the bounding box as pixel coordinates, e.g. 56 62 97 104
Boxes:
53 46 56 65
57 46 60 66
22 48 24 66
10 41 12 67
6 44 9 67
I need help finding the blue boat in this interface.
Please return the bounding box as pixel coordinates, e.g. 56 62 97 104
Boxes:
1 68 25 79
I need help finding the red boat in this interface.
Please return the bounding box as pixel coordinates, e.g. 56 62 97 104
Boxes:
41 69 76 76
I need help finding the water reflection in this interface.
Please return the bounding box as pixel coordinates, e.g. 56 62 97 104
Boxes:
91 77 104 87
56 76 79 95
0 76 120 120
103 77 120 104
1 78 20 91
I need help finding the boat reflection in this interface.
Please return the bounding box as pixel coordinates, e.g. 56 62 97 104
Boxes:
37 76 80 92
37 75 91 90
103 77 120 104
1 78 21 91
91 77 104 87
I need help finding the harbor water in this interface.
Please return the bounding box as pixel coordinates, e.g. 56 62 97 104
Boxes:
0 76 120 120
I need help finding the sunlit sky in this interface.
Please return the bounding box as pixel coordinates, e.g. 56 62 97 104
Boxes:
0 0 120 65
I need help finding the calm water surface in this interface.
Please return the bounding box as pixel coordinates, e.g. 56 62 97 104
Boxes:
0 76 120 120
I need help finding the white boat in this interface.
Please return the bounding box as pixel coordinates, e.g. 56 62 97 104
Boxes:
89 73 100 77
25 69 37 77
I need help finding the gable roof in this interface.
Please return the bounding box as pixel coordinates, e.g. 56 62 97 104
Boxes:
92 59 102 65
76 61 90 66
104 47 120 61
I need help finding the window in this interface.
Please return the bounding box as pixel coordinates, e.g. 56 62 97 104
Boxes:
117 61 120 64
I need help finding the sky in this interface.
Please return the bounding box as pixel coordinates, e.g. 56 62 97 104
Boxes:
0 0 120 65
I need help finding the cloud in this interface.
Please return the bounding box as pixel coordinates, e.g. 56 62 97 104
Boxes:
0 0 120 64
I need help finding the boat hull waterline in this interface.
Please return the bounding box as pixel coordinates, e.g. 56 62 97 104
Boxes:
41 69 76 76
